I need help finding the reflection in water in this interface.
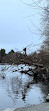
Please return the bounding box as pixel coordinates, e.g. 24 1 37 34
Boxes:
0 64 48 111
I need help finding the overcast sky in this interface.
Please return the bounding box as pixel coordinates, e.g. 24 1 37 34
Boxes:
0 0 44 53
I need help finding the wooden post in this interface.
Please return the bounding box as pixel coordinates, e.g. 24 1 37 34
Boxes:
23 48 26 56
23 48 27 66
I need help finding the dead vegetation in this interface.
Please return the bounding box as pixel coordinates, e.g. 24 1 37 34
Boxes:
0 49 49 82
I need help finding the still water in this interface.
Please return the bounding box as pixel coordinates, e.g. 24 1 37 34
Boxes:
0 64 48 111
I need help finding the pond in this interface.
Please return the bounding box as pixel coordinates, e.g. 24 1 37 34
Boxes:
0 64 48 111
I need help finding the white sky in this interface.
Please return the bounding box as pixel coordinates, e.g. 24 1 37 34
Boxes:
0 0 44 53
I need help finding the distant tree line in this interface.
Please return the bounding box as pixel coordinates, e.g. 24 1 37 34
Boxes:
0 49 14 57
0 49 15 63
0 49 6 57
0 48 25 64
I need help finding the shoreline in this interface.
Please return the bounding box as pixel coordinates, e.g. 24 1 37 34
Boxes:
14 103 49 111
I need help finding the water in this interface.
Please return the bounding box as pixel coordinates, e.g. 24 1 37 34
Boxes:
0 64 48 111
